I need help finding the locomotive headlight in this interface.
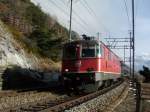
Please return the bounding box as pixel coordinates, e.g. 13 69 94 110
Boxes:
65 69 69 72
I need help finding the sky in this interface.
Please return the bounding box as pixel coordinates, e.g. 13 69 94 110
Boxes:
31 0 150 60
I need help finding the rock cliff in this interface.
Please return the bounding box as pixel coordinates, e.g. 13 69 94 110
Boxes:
0 20 38 69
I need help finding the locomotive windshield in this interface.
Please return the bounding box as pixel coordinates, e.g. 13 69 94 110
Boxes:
82 46 95 57
82 44 100 58
63 44 78 59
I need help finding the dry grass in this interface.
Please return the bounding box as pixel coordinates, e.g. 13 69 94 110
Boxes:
37 58 61 72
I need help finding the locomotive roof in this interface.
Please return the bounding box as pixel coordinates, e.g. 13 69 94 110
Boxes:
64 40 99 46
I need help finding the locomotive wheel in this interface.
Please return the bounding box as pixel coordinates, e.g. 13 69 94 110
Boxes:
79 81 104 93
98 81 105 90
64 79 80 95
110 79 113 85
104 80 111 87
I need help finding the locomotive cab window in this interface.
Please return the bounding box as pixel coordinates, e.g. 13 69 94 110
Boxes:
63 44 78 59
82 44 99 58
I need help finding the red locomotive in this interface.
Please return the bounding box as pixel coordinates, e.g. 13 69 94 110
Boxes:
61 35 121 92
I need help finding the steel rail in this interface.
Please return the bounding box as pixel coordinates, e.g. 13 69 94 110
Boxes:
39 80 124 112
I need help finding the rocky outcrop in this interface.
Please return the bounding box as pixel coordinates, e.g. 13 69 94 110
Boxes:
0 20 38 69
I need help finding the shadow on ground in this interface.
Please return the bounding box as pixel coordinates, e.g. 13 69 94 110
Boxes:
1 66 62 92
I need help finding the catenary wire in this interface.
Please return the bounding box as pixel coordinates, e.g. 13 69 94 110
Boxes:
123 0 132 29
81 0 110 33
47 0 90 33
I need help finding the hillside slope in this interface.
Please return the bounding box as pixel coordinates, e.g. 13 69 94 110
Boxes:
0 0 76 71
0 0 72 62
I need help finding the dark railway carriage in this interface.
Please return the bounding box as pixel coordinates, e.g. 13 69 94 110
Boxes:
61 38 121 91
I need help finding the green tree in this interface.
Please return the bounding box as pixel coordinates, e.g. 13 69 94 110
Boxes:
29 29 62 61
139 66 150 82
25 3 47 28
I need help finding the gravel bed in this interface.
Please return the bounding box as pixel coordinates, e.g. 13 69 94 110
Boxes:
65 82 127 112
140 100 150 112
0 91 62 111
112 89 136 112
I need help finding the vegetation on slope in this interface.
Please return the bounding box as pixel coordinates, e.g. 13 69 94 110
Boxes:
0 0 79 62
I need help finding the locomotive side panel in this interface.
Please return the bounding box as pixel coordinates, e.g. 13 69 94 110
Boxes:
100 44 106 72
99 43 121 80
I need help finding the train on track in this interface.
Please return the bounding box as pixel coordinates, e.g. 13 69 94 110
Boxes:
61 35 122 92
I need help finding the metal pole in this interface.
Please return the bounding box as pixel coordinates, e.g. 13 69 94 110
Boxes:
69 0 73 42
130 31 132 78
132 0 135 79
124 45 125 64
132 1 140 112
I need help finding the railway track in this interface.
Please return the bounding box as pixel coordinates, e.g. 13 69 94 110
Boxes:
141 83 150 100
3 79 126 112
140 83 150 112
